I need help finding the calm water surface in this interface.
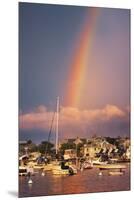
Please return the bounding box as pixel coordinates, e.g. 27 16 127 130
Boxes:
19 163 130 197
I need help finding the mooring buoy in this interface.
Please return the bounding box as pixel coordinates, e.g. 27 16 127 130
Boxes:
98 172 102 176
41 172 45 176
28 179 33 184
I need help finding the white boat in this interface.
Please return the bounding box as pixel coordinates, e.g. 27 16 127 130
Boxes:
96 164 127 170
52 165 69 175
26 161 44 170
33 164 45 170
19 165 35 176
44 163 54 171
69 165 77 174
19 166 27 176
51 97 77 176
82 161 93 169
51 164 77 175
108 171 124 176
92 157 108 165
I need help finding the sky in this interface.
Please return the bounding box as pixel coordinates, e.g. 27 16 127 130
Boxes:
19 3 130 144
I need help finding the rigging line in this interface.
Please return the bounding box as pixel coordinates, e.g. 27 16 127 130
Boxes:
45 111 56 156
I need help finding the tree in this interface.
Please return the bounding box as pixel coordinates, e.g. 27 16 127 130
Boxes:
27 140 32 145
38 141 54 154
29 143 38 152
105 137 116 145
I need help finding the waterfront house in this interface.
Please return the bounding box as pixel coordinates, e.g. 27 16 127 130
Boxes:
82 144 96 158
64 149 77 160
125 146 131 159
82 137 116 159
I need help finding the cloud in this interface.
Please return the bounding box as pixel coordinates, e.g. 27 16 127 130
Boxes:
19 104 129 138
19 106 53 130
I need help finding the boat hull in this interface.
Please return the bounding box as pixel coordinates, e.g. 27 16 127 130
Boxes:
108 171 124 176
97 164 127 170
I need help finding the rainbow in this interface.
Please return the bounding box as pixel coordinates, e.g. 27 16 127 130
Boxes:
65 8 100 108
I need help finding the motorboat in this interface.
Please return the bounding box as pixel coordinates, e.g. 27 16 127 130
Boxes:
19 165 35 176
82 161 93 169
92 157 108 165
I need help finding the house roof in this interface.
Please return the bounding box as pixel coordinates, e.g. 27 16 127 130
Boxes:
19 141 27 145
61 138 87 144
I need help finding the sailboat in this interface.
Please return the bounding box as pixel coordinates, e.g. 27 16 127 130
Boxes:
50 97 77 175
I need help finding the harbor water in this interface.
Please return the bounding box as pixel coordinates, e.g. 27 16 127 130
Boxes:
19 163 130 197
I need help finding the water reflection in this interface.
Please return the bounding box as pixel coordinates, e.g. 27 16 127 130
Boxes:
19 164 130 197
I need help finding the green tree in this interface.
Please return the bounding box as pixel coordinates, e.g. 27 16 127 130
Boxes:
29 143 38 152
19 145 25 154
38 141 54 154
105 137 116 145
27 139 32 145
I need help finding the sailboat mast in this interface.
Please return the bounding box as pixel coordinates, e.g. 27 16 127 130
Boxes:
56 96 59 155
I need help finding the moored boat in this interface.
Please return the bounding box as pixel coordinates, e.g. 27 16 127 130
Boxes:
33 164 44 170
92 157 108 165
108 171 124 176
83 161 93 169
97 164 126 170
52 166 69 175
44 163 54 171
51 161 77 175
19 166 27 176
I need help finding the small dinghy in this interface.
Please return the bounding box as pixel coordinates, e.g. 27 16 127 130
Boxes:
108 171 124 176
83 161 93 170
